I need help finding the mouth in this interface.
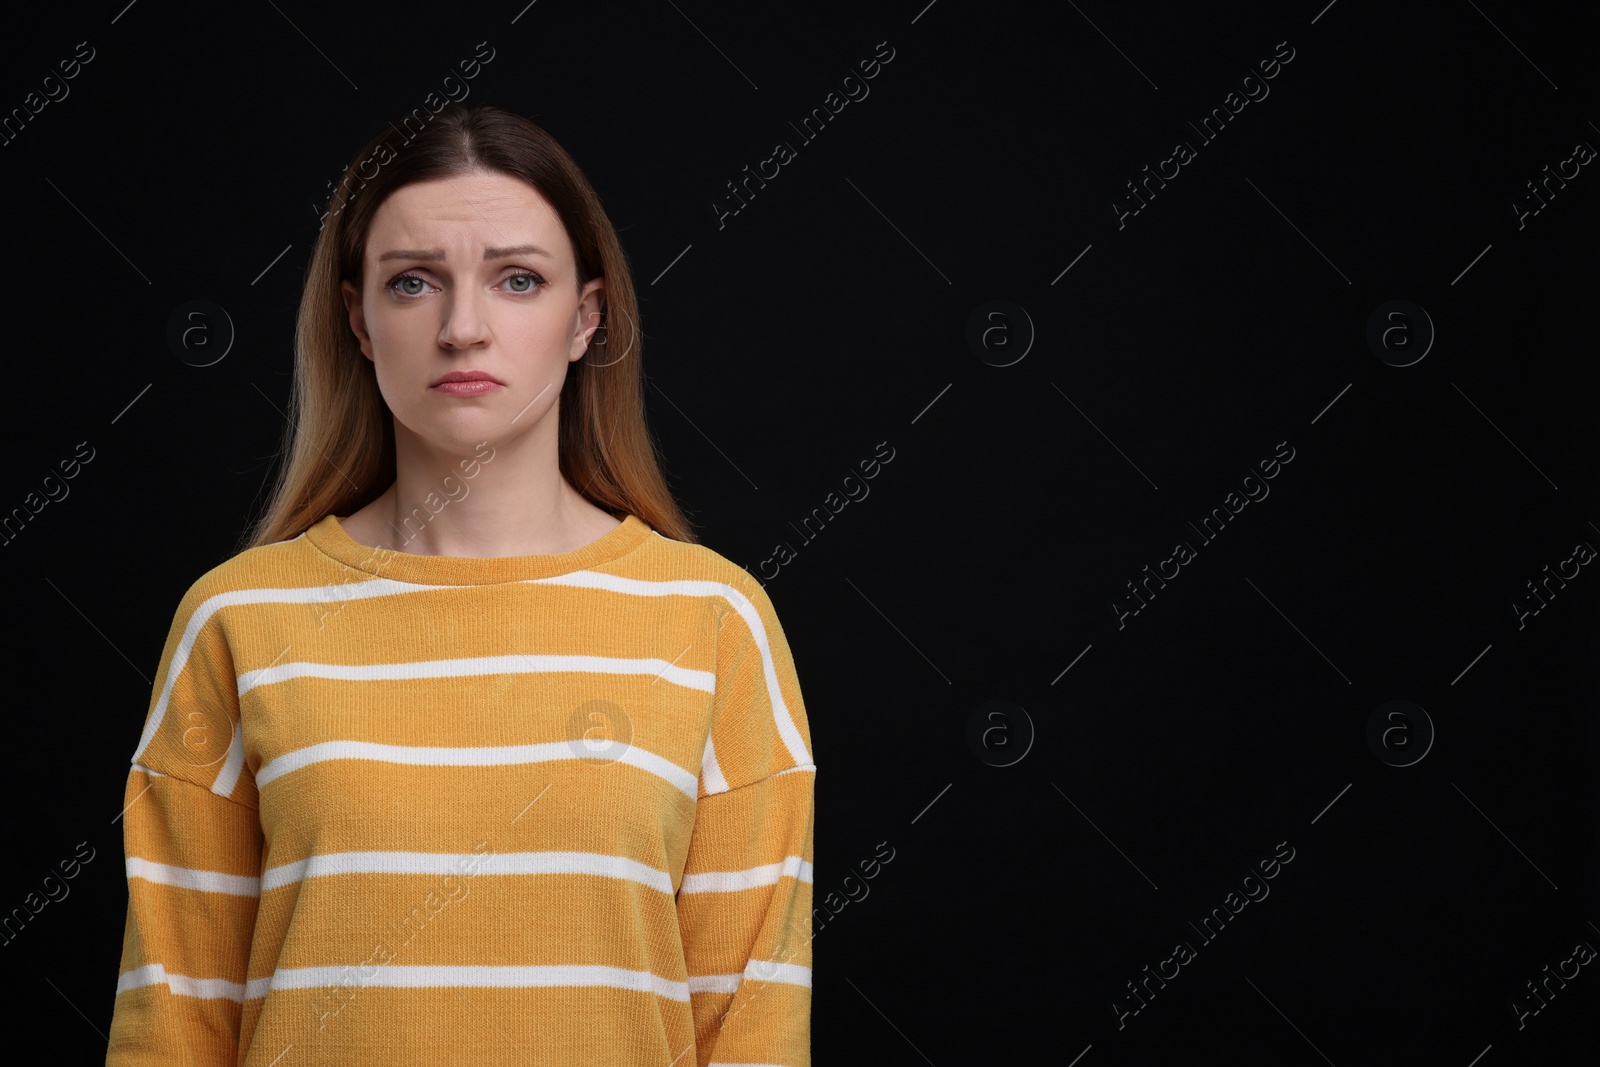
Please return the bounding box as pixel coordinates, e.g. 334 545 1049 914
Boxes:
431 370 504 386
431 370 505 397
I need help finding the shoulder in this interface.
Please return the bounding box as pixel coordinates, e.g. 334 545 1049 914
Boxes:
629 522 766 599
167 524 335 626
621 524 795 637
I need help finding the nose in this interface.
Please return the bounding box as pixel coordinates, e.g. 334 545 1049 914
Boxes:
438 286 491 350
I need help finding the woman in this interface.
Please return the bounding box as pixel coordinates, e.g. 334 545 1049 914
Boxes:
106 105 815 1067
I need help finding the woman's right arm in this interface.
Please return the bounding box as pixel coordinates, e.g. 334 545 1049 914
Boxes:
106 578 264 1066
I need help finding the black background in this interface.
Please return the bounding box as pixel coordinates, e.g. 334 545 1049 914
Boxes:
2 1 1597 1063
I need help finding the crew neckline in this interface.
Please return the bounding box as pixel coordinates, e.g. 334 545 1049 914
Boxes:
303 511 653 586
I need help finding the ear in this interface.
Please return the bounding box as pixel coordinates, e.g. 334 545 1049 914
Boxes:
340 279 375 362
570 277 606 362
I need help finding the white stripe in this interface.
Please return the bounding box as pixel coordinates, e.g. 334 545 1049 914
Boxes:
266 964 690 1001
679 855 813 894
116 962 695 1003
261 850 673 894
687 972 741 995
687 959 811 994
132 575 464 764
211 721 247 798
535 572 813 771
256 739 698 799
115 963 247 1001
126 857 261 896
745 959 811 987
701 731 729 795
237 654 714 697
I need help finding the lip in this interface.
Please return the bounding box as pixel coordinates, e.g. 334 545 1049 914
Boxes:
431 370 503 386
431 370 505 397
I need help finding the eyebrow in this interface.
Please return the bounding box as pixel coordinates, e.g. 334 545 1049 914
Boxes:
376 244 554 262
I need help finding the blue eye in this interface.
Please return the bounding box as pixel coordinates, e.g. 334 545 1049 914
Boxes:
385 273 430 297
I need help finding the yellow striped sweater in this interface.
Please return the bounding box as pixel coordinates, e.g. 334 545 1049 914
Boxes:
105 512 815 1066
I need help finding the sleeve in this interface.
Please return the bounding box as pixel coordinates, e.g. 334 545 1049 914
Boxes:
106 579 264 1067
676 573 816 1067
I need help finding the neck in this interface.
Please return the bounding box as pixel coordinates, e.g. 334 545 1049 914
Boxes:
371 410 612 558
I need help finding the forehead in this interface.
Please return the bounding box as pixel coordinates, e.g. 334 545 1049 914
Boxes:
365 171 571 261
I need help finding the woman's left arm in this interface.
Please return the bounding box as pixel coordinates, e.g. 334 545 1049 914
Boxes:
676 574 816 1067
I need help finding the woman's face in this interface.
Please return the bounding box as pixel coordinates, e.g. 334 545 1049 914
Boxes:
340 169 604 457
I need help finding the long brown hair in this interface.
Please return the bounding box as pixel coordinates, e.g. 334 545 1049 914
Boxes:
238 104 697 552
